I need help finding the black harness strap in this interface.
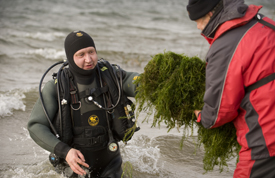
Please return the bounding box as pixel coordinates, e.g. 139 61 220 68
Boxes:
245 14 275 93
245 73 275 93
69 80 78 104
256 14 275 31
102 80 113 109
68 75 81 110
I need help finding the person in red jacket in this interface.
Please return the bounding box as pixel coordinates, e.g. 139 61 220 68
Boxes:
186 0 275 177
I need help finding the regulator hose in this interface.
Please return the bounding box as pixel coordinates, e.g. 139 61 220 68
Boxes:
39 60 65 138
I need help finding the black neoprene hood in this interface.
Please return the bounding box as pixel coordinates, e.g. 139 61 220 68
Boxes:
64 30 96 76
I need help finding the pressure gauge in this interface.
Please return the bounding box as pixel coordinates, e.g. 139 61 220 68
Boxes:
108 142 118 152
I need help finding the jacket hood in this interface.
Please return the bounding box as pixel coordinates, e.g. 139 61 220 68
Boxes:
202 0 248 38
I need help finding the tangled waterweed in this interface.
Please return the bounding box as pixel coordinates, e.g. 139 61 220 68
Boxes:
135 51 241 172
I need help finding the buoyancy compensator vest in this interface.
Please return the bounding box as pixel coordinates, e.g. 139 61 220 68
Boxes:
39 60 140 166
95 59 140 142
65 69 111 151
40 59 139 149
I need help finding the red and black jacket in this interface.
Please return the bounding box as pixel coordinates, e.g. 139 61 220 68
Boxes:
198 2 275 161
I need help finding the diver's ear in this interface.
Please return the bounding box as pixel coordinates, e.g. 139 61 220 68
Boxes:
208 11 213 18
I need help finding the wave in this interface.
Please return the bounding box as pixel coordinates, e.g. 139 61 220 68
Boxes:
7 31 66 42
25 48 66 60
0 90 26 118
22 31 66 42
0 37 14 46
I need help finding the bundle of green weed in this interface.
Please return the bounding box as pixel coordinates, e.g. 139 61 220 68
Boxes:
135 51 241 172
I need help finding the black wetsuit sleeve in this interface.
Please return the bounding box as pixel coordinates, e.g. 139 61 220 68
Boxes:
122 71 139 97
27 80 71 158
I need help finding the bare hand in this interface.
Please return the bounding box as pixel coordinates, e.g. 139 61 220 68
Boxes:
65 148 89 176
194 110 201 118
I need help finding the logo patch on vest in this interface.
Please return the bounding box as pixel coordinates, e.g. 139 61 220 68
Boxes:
101 66 108 71
133 76 139 81
88 115 99 126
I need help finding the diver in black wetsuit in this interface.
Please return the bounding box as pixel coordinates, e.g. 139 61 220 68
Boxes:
28 31 140 177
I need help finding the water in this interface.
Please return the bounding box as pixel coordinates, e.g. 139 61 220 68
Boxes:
0 0 274 177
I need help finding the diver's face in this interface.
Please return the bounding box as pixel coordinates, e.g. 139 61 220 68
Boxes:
73 46 98 70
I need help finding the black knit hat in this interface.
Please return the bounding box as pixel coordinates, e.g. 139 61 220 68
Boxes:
64 31 96 76
187 0 221 20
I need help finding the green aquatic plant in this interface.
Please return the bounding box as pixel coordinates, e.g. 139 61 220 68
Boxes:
135 51 241 173
122 161 134 178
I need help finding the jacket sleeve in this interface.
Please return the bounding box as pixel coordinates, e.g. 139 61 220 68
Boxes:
200 33 244 129
27 80 71 158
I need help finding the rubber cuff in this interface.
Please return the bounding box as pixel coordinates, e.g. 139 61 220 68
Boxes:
54 142 71 159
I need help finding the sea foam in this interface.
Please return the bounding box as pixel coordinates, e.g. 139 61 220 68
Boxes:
120 134 161 174
0 91 26 117
23 32 66 41
25 48 65 60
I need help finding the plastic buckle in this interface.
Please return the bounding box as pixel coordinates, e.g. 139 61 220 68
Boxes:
70 90 77 95
256 14 261 20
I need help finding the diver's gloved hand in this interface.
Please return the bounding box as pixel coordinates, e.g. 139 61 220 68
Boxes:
65 148 89 176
